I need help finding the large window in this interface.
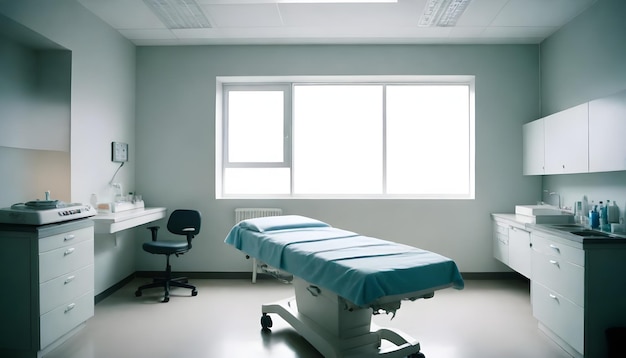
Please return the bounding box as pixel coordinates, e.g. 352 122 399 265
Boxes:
217 76 474 199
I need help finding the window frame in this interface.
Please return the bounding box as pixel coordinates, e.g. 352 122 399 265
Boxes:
216 75 475 200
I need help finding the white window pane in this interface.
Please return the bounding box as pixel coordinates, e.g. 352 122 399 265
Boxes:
293 85 383 194
224 168 290 195
386 85 470 195
228 91 284 163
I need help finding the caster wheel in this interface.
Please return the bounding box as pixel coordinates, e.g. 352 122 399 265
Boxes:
191 289 198 296
162 296 170 303
135 290 142 297
261 314 273 330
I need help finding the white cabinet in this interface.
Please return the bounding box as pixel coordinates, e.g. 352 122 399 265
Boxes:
531 232 584 356
508 226 531 279
544 103 589 174
523 118 545 175
589 89 626 172
530 229 626 358
492 218 509 264
523 89 626 176
0 220 94 358
492 215 531 278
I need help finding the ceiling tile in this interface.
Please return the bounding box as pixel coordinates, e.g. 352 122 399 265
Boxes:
78 0 165 29
277 2 419 28
481 26 558 39
492 0 597 27
454 0 508 27
203 4 283 28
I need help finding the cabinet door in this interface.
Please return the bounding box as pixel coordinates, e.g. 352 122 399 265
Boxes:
493 221 509 264
589 89 626 172
544 103 589 174
523 118 545 175
508 226 531 278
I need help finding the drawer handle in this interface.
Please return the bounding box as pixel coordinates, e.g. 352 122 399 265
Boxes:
549 260 560 268
549 244 560 253
64 275 76 284
64 234 76 241
65 303 76 313
64 248 75 256
549 294 559 303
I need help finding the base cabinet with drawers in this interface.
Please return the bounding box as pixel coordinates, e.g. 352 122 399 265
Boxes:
0 219 94 358
530 230 626 358
492 215 531 279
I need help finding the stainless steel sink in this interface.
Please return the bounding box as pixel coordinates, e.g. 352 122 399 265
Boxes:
570 230 611 238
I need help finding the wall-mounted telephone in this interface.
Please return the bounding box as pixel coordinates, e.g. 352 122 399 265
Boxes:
111 142 129 162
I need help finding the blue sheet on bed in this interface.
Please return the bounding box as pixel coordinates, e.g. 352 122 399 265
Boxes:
225 215 464 307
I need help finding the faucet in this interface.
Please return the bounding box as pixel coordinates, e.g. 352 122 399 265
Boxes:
549 191 561 209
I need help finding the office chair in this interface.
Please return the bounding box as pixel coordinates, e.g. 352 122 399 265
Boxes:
135 209 201 303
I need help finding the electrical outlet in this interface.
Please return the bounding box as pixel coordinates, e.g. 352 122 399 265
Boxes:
111 142 129 162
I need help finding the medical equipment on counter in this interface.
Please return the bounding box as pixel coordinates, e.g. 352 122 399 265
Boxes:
225 215 464 358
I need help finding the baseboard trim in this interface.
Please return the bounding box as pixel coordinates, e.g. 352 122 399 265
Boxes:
460 272 527 280
96 271 526 305
95 273 136 304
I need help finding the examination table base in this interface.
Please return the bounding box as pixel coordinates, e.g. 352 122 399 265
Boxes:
261 278 426 358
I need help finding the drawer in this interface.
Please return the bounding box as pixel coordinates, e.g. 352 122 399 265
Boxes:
40 264 94 314
531 249 584 306
39 238 94 283
39 226 93 253
494 223 509 236
532 281 584 354
493 233 508 263
40 290 94 349
531 234 584 267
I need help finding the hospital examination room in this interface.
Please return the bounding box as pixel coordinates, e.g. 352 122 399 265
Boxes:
1 0 626 357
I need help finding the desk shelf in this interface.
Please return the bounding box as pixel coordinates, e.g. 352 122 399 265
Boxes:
92 207 166 234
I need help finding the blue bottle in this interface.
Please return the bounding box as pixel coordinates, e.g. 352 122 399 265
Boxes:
589 206 600 229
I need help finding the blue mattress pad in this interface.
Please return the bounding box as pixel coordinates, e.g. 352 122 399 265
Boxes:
225 215 464 307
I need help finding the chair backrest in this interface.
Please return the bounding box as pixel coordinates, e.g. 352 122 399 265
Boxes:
167 209 201 238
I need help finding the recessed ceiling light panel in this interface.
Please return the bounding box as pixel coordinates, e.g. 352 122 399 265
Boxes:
144 0 211 29
419 0 471 27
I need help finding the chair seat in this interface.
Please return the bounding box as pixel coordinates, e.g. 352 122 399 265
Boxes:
143 240 189 255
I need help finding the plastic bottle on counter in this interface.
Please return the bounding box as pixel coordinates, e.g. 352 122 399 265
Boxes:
607 200 620 223
589 205 600 229
599 201 607 228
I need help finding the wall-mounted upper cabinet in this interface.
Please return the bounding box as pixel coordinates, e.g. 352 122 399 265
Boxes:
588 89 626 173
523 118 545 175
544 103 589 175
524 89 626 176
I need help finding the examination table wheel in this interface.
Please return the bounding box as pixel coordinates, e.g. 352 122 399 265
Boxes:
261 314 273 330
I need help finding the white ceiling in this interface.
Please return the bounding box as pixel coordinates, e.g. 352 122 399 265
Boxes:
77 0 598 46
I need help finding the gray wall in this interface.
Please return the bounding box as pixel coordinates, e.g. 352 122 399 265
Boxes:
6 0 621 292
0 0 137 294
0 33 71 204
540 0 626 219
135 44 542 273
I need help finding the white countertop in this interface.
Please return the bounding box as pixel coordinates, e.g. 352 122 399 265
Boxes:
92 207 166 234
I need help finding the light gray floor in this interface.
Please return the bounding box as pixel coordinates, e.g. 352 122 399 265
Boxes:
45 278 571 358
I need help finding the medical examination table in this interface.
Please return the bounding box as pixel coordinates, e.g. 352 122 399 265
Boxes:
225 215 464 358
